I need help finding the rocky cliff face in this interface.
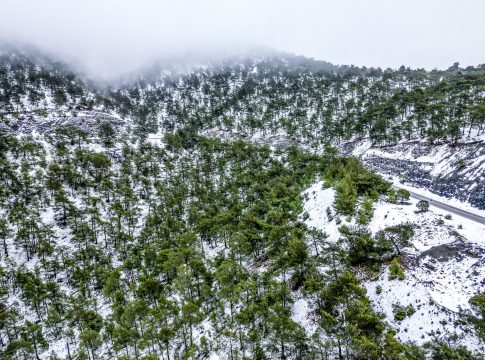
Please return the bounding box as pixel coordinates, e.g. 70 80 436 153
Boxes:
342 139 485 210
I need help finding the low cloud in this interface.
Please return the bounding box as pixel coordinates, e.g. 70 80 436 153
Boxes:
1 0 484 78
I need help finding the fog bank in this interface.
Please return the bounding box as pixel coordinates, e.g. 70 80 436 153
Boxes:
1 0 484 78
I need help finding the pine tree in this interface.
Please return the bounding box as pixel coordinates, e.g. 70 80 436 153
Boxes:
335 173 358 215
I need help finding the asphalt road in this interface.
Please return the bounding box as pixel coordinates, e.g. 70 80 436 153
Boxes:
402 189 485 225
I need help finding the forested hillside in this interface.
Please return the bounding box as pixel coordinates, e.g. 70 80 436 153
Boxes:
1 46 485 145
0 47 484 359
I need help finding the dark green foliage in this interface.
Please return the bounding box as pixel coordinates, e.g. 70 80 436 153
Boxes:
335 174 358 215
340 225 381 266
317 271 389 359
393 304 415 321
0 132 337 358
417 200 430 212
387 188 399 204
429 341 484 360
382 331 427 359
98 122 116 147
333 158 389 216
4 47 485 147
375 223 414 257
357 195 374 225
397 189 410 203
0 129 442 358
389 258 405 280
469 293 485 341
0 47 482 358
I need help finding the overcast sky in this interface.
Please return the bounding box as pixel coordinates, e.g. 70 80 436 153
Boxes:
1 0 484 77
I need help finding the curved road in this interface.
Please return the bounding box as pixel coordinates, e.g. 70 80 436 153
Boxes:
402 189 485 225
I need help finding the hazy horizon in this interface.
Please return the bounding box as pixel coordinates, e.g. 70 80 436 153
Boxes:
1 0 484 78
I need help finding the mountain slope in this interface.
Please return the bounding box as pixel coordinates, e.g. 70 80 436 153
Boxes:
0 47 484 359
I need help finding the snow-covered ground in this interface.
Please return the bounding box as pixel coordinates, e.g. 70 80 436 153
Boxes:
2 109 128 136
365 267 483 351
342 135 485 212
302 182 340 243
300 180 485 352
386 175 485 220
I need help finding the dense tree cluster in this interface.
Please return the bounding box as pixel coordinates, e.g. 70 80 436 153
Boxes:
1 47 485 146
0 47 92 115
1 47 483 359
0 126 481 359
